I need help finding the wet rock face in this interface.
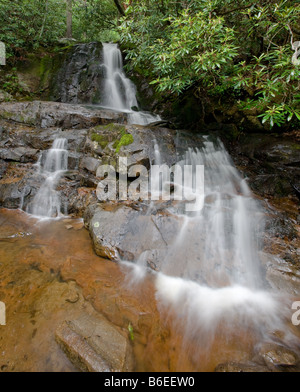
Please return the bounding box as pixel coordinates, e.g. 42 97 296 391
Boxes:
0 114 90 212
56 311 134 372
87 204 181 263
0 102 196 215
49 43 104 104
222 133 300 199
85 123 181 170
0 100 299 304
254 343 300 371
0 147 38 163
215 342 300 372
0 164 41 209
0 159 8 179
0 101 127 129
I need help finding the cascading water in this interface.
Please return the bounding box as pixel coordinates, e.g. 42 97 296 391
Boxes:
101 43 161 125
157 138 263 288
126 135 285 348
26 138 68 218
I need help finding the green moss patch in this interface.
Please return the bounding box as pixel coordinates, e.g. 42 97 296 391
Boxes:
114 133 134 153
90 124 134 154
91 133 109 149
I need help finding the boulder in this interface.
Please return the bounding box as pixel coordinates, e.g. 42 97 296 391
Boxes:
86 204 182 262
0 164 39 209
0 147 38 162
79 156 101 175
255 343 299 370
85 202 217 285
55 311 133 372
0 90 13 103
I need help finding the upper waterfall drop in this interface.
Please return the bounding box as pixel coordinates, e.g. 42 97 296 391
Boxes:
101 43 138 111
101 43 161 126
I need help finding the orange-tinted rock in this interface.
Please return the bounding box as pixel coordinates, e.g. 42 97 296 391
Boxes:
0 208 299 372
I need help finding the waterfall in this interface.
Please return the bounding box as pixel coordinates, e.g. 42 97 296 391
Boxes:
158 138 263 288
27 138 68 218
101 43 161 125
127 136 283 341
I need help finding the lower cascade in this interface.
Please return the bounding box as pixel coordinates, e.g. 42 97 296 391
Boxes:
155 138 262 288
123 136 285 343
26 138 68 218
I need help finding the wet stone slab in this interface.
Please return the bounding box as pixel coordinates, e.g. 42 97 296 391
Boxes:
56 311 134 372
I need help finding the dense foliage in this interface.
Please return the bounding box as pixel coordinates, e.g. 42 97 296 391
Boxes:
0 0 299 128
0 0 66 59
0 0 119 61
119 0 300 128
72 0 119 42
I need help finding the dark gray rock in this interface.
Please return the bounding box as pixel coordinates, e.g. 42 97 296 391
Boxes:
265 210 297 240
67 187 98 217
0 147 38 162
85 123 200 173
0 159 8 179
0 165 44 209
86 204 182 262
79 156 101 175
0 101 127 129
49 42 105 104
24 128 88 151
68 153 82 171
222 133 300 198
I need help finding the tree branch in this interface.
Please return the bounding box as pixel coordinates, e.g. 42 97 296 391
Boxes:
66 0 73 39
216 2 257 16
113 0 125 17
39 0 49 39
287 24 294 46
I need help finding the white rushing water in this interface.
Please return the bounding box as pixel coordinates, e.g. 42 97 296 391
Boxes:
125 136 285 341
160 138 263 288
27 138 68 218
101 43 161 125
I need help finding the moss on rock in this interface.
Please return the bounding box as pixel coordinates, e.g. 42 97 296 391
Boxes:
89 124 133 154
91 133 109 149
114 134 134 153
